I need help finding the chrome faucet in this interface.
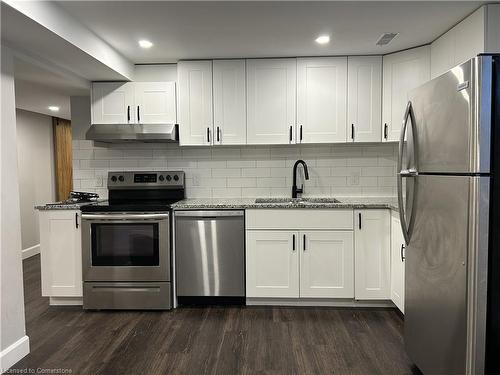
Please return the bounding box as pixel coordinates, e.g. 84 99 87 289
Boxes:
292 160 309 198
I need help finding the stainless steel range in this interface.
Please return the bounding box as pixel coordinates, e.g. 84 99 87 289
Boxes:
80 170 185 310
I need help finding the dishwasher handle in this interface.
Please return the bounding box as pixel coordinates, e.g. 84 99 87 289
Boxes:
175 210 244 218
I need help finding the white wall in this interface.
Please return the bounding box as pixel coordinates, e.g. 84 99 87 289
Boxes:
16 109 56 253
72 141 398 199
1 46 29 370
70 96 91 141
134 64 177 82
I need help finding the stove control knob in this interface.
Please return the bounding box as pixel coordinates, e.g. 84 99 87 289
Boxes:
111 176 117 182
166 175 172 181
159 175 164 181
118 175 124 182
173 174 179 181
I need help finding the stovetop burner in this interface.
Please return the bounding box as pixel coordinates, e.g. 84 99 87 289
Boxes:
81 170 185 213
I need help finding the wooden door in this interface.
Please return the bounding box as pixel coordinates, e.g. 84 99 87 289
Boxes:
53 117 72 201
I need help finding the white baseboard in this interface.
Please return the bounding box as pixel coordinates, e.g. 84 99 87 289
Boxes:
0 335 29 371
49 297 83 306
22 244 40 260
246 297 395 308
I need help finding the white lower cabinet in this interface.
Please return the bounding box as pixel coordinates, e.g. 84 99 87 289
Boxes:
300 231 354 298
245 209 355 300
354 209 391 300
246 229 354 299
246 230 299 298
39 210 82 298
390 212 405 313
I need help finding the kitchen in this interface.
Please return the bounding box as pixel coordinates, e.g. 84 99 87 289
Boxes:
1 1 500 374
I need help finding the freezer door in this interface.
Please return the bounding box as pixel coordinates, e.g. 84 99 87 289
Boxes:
405 175 469 375
408 57 492 174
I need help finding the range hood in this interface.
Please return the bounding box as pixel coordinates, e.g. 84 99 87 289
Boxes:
85 123 178 143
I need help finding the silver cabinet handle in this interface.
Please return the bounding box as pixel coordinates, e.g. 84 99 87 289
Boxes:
81 213 169 220
175 210 244 217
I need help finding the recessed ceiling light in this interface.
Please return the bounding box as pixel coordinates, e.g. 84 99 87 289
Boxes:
315 35 330 45
48 106 59 112
138 40 153 49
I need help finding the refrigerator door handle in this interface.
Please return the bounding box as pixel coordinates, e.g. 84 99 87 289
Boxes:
397 101 418 245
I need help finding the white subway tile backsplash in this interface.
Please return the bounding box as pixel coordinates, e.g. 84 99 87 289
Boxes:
73 149 93 160
212 187 242 198
211 168 241 177
73 142 397 198
227 177 257 188
257 177 286 187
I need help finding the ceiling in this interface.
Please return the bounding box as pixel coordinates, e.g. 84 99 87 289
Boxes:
14 58 90 120
57 1 484 63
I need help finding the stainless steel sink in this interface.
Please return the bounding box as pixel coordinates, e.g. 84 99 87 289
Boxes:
254 197 341 204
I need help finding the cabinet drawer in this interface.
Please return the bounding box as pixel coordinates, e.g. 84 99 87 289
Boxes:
246 209 353 230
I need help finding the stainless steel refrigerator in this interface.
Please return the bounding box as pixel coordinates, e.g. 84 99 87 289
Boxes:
397 54 500 375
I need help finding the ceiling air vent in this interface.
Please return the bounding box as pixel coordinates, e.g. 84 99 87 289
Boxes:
376 32 399 46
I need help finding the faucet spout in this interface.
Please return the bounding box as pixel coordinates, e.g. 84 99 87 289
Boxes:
292 160 309 198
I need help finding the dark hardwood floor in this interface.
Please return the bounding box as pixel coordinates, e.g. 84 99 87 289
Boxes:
13 255 421 374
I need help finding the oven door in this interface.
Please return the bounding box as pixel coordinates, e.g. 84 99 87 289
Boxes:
81 212 170 282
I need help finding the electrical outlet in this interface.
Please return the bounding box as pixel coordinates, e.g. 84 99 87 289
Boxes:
193 174 200 186
350 172 360 186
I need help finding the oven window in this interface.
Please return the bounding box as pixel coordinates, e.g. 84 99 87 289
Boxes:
91 223 160 266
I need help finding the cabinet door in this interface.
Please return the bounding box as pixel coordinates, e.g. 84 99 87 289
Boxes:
297 57 347 143
213 60 246 145
354 209 391 300
382 46 430 142
134 82 176 124
348 56 382 143
177 61 213 146
246 230 299 298
246 59 296 145
39 210 82 297
391 213 405 313
91 82 134 124
300 231 354 298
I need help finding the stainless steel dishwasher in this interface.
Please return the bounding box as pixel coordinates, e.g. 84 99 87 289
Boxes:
175 210 245 300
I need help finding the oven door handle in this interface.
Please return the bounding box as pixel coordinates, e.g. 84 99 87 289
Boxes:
81 213 169 221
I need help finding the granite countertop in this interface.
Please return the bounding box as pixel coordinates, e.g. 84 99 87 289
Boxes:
36 197 399 211
35 199 107 211
171 197 399 211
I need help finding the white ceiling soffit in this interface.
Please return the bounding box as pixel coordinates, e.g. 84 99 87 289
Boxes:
15 80 72 120
57 0 483 63
1 0 134 81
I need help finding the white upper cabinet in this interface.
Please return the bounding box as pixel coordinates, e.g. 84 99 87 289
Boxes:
213 60 247 145
297 57 347 143
92 82 134 124
431 7 485 79
177 60 213 146
347 56 382 143
246 58 297 145
382 46 430 142
134 82 176 124
354 209 391 300
300 231 354 298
